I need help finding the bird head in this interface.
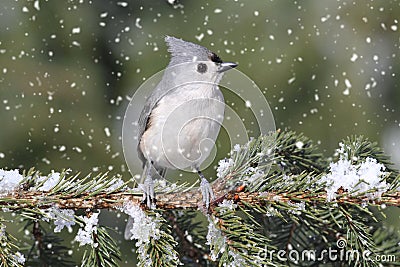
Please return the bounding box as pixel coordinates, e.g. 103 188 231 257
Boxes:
164 36 237 84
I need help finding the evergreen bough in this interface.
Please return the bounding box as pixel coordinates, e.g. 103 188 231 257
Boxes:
0 131 399 266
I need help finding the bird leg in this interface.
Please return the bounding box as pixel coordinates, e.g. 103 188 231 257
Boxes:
138 161 155 208
196 168 215 209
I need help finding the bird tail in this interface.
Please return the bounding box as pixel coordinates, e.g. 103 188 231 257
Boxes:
124 217 135 240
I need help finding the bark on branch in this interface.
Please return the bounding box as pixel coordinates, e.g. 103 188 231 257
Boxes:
1 177 399 211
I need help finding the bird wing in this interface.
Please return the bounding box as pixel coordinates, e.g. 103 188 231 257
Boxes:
137 97 155 164
137 81 170 177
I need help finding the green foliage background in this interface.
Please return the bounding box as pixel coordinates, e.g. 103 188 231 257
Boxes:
0 0 399 265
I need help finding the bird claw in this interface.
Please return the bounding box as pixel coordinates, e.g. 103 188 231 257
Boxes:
200 177 215 209
138 175 156 209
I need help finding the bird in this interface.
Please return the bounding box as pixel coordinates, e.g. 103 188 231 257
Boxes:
125 36 237 239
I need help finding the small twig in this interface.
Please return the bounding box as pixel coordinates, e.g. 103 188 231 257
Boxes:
31 219 48 267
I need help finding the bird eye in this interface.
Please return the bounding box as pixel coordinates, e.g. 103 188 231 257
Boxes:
197 63 207 73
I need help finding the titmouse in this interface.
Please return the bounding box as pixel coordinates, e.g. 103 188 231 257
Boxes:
125 36 237 239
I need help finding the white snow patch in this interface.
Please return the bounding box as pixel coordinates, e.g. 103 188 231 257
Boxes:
43 207 76 233
245 167 265 184
123 204 160 243
225 250 247 266
206 217 226 261
75 212 100 246
218 199 237 212
319 157 389 201
216 158 234 178
36 171 61 191
11 252 25 264
232 144 241 153
0 169 24 193
288 201 306 215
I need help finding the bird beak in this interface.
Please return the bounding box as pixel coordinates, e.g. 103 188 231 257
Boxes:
218 62 238 73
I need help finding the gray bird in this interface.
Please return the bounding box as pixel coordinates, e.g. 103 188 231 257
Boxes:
125 36 237 239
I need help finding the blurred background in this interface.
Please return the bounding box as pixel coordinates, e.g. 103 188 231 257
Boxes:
1 0 399 265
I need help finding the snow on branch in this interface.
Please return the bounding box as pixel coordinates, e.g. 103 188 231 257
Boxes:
1 132 399 266
0 171 399 211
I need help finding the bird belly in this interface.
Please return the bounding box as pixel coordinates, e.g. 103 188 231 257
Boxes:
139 87 224 170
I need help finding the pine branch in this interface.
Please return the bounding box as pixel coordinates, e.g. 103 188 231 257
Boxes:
81 226 121 267
226 190 400 207
0 220 25 267
164 210 210 266
274 131 327 174
130 210 181 267
24 220 75 266
206 201 283 266
338 135 398 182
0 182 399 211
1 131 399 266
1 130 398 211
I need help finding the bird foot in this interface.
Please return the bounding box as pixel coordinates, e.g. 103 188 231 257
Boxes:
138 175 156 209
200 177 215 210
